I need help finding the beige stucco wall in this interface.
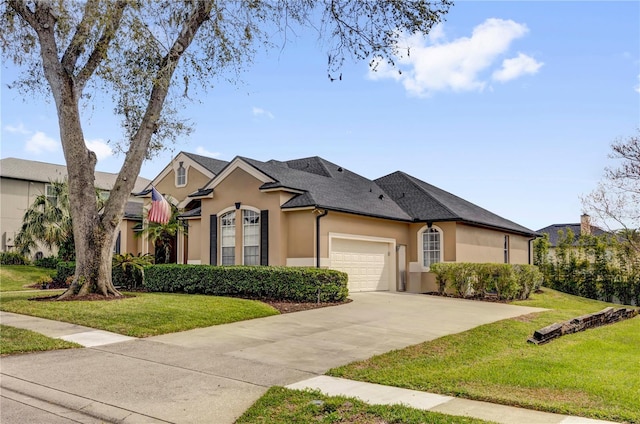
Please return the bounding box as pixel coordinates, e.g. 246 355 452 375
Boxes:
0 178 53 256
456 223 531 264
186 218 201 263
155 166 211 203
199 167 294 266
118 219 142 256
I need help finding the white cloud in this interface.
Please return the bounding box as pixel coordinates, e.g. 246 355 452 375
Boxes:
252 107 275 119
25 131 59 154
635 74 640 94
369 18 539 97
492 53 543 82
85 138 113 161
195 146 221 157
4 122 31 135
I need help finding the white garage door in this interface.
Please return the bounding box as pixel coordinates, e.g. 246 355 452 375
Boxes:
330 238 390 291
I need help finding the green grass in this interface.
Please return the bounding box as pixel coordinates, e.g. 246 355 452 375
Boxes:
328 288 640 423
236 386 493 424
0 265 55 292
0 291 279 337
0 324 81 355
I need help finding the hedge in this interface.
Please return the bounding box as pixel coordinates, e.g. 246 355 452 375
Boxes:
429 262 542 300
144 265 349 302
0 252 30 265
55 261 76 284
35 256 59 269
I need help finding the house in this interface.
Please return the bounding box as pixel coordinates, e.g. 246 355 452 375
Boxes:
0 157 151 258
143 152 538 293
537 214 608 248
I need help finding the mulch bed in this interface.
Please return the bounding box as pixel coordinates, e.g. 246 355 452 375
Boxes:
28 291 352 313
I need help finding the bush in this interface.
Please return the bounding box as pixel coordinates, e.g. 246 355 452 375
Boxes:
54 261 76 285
429 262 542 301
144 265 349 302
34 256 59 269
0 252 30 265
112 253 154 290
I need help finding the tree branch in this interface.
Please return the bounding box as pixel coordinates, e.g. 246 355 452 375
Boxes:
101 0 214 229
75 0 128 94
7 0 38 28
61 0 101 75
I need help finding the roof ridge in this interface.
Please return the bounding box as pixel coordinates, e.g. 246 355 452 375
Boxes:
399 171 459 219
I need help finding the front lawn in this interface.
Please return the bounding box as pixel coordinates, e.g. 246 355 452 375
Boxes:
236 386 493 424
0 265 55 292
0 291 279 337
328 288 640 423
0 324 81 355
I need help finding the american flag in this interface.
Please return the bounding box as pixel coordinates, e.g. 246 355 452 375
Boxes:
148 187 171 225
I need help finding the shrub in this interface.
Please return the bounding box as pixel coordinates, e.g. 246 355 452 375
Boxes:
429 262 541 301
0 252 30 265
112 253 154 290
54 261 76 285
35 256 59 269
429 263 448 294
144 265 349 302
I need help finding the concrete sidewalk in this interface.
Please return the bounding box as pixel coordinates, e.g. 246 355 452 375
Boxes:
0 292 615 424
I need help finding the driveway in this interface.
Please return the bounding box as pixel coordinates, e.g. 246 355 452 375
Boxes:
0 292 544 423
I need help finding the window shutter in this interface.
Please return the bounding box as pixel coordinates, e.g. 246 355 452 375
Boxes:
210 214 217 266
260 210 269 265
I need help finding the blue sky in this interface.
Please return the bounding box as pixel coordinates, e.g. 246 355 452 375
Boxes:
1 1 639 231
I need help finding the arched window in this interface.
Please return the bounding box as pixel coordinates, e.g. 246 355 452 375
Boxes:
243 210 260 265
176 161 186 186
421 226 442 268
220 211 235 265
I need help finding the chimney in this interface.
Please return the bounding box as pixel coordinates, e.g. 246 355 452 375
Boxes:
580 214 591 236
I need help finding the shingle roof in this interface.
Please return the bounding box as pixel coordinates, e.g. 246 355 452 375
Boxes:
375 171 537 236
182 152 228 175
239 156 412 220
0 157 151 193
536 223 607 247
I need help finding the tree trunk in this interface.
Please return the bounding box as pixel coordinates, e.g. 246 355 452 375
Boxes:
11 1 214 299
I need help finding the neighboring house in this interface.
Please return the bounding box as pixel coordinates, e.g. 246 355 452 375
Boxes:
145 152 538 293
0 157 151 258
537 214 608 252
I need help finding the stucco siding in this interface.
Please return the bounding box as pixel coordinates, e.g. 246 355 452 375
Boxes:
186 219 201 262
155 167 211 203
456 224 531 264
199 168 287 265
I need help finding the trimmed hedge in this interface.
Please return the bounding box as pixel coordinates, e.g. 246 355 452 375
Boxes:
429 262 542 300
144 265 349 302
35 256 59 269
0 252 30 265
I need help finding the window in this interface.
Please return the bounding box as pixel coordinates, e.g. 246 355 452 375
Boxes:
504 235 510 263
45 184 58 206
243 210 260 265
422 227 441 268
220 211 235 265
176 161 186 186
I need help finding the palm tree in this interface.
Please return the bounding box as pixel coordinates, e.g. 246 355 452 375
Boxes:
136 200 184 264
15 181 74 260
15 180 107 261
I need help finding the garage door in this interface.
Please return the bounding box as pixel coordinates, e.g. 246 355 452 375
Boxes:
330 238 390 291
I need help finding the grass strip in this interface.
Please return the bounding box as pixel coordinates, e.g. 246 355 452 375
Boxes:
0 291 279 337
328 288 640 423
0 265 55 292
236 386 493 424
1 324 81 355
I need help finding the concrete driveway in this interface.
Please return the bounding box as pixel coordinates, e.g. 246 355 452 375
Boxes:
1 292 544 423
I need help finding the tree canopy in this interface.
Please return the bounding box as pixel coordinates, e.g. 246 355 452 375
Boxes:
1 0 453 298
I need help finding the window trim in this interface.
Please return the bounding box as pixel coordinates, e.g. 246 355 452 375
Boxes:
418 224 443 271
45 183 58 206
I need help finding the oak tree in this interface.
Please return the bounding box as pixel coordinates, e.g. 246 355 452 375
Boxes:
1 0 452 299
